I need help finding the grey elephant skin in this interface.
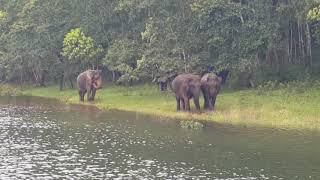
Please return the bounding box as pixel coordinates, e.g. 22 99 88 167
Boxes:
200 73 222 111
77 70 102 101
171 74 201 111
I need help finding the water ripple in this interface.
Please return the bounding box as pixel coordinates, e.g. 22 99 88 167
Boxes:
0 104 316 179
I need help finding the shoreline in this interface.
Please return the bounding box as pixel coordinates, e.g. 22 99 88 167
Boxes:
1 84 320 131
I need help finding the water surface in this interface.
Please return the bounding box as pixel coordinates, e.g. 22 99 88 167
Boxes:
0 96 319 179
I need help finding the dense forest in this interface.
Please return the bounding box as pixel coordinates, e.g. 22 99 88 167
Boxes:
1 0 320 89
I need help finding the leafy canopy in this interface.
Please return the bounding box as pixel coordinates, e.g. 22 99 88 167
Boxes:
62 28 102 63
0 11 7 22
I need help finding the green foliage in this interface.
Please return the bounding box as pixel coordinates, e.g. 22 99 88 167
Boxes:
102 38 140 85
0 0 74 84
103 39 139 71
62 28 102 65
1 0 320 87
0 11 7 22
192 0 272 69
308 6 320 21
136 0 208 80
117 73 139 86
308 5 320 44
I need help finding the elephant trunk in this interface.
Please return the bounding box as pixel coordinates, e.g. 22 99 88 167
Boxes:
93 76 103 89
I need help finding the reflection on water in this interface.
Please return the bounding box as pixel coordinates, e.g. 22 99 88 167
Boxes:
0 96 319 179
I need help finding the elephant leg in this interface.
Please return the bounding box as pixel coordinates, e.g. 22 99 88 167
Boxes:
180 98 186 111
184 97 190 111
176 97 181 111
81 90 87 101
203 92 213 111
207 96 213 111
79 90 83 101
203 94 210 110
87 88 92 101
83 90 87 101
193 96 200 111
91 88 97 101
211 96 217 110
203 88 211 110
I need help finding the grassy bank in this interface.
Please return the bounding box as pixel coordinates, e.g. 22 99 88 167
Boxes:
1 83 320 131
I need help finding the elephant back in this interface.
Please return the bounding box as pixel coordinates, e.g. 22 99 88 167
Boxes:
172 74 201 96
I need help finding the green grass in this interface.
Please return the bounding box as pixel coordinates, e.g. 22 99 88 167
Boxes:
2 83 320 131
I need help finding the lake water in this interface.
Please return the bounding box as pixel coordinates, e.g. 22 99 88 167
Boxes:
0 96 319 179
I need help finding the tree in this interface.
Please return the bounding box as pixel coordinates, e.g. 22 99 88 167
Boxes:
62 28 102 69
0 0 319 88
308 5 320 44
102 38 140 85
132 0 207 83
0 0 74 86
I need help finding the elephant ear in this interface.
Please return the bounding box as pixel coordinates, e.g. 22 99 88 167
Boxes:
92 70 102 79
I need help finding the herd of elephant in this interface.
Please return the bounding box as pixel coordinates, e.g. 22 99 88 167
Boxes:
76 70 227 112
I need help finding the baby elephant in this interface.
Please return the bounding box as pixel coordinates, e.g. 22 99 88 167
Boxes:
200 73 222 111
77 70 102 101
172 74 201 111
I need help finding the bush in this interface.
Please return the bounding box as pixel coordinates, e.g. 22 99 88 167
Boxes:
252 65 311 87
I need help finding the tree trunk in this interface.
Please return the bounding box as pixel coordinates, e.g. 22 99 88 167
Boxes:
59 73 64 91
301 24 306 64
112 71 116 82
182 50 187 73
69 77 74 89
306 23 312 68
96 58 99 70
39 71 46 87
289 22 293 64
294 37 297 64
20 70 23 86
55 51 66 91
32 69 39 85
297 21 305 64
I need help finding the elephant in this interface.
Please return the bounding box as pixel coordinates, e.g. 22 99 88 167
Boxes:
217 69 229 85
171 74 201 111
153 73 177 91
200 73 223 111
77 70 102 102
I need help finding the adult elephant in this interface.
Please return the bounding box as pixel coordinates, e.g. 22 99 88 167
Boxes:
200 73 223 111
77 70 102 101
171 74 201 111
